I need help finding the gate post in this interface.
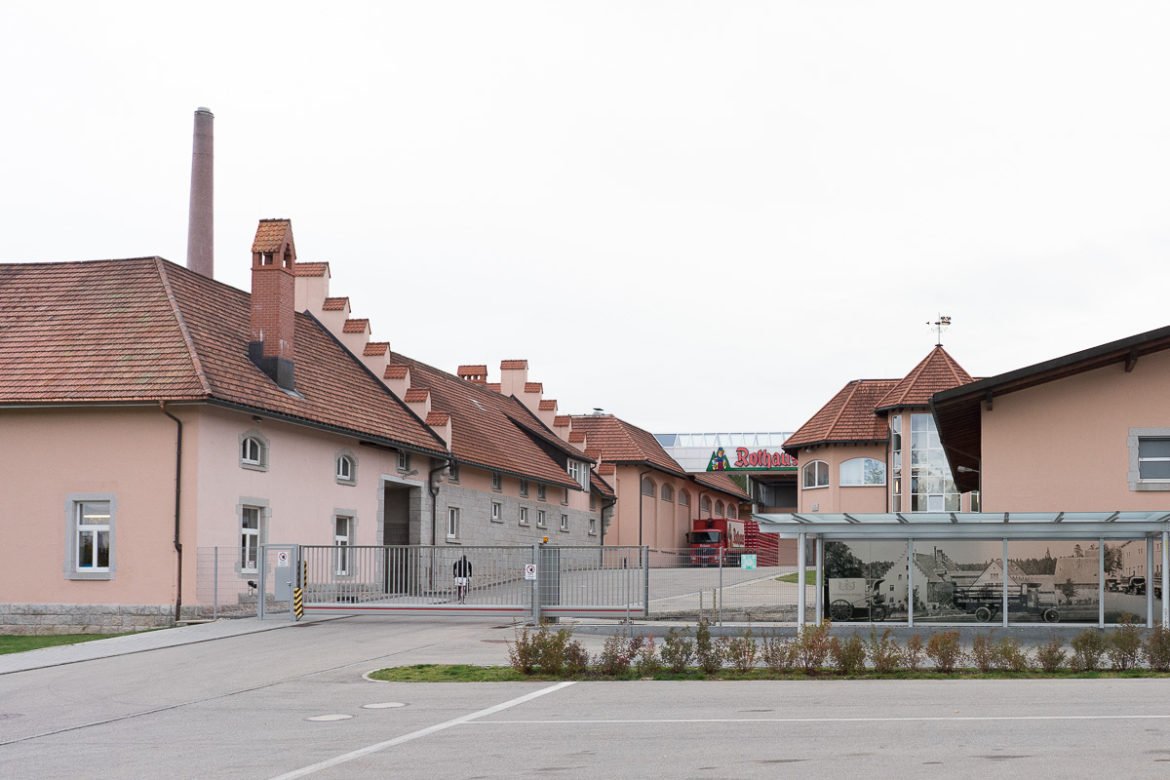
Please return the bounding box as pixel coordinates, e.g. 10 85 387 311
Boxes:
291 544 303 622
717 547 724 626
642 546 650 619
258 544 268 620
531 543 541 625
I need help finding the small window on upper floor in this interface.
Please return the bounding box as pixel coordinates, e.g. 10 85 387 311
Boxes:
336 453 356 484
448 462 460 482
240 432 268 472
728 504 737 519
803 460 829 489
398 451 411 472
567 460 589 491
492 472 502 491
700 496 711 516
679 490 691 507
519 479 529 497
641 477 656 497
537 484 547 501
715 500 725 517
661 484 674 502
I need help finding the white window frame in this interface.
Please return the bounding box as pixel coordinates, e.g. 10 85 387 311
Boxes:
335 453 356 484
560 513 569 532
568 460 588 491
398 451 411 472
68 497 114 579
803 460 829 489
589 516 598 536
334 515 353 575
491 501 503 523
537 509 547 529
519 506 530 526
240 505 262 574
447 506 460 540
840 457 887 487
491 472 502 491
239 431 268 472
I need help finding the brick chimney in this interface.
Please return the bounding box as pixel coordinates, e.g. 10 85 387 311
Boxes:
248 219 297 391
457 364 488 384
186 108 214 278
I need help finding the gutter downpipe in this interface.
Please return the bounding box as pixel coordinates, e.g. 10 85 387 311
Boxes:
160 402 184 624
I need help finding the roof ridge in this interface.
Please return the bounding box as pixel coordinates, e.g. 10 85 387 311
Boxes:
154 259 211 396
825 380 862 432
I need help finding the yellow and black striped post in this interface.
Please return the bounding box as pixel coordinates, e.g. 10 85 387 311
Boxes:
293 587 304 620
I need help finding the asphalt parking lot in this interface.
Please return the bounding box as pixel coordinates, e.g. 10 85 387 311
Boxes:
3 616 1170 779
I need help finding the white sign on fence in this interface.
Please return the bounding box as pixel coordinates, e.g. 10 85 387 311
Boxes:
740 554 757 571
276 551 290 568
524 563 538 581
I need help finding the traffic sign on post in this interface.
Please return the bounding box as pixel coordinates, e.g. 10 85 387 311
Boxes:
524 563 538 581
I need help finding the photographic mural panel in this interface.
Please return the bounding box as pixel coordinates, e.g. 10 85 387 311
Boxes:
1003 540 1099 624
822 540 909 623
910 540 1008 624
1102 538 1164 625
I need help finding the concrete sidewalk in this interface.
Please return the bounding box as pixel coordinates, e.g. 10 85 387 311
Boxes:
0 616 328 675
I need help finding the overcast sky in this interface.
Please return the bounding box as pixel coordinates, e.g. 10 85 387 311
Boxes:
3 2 1168 434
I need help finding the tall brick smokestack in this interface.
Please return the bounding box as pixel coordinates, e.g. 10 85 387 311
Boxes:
186 107 214 278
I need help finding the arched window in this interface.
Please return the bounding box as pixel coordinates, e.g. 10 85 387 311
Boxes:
239 432 268 471
641 477 656 497
840 457 886 486
803 460 829 489
336 453 356 484
700 496 711 517
661 484 674 502
727 504 737 519
679 490 691 508
715 500 725 517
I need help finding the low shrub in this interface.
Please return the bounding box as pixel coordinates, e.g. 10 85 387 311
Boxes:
722 625 758 673
634 635 661 677
1071 629 1106 672
794 621 832 675
660 627 695 674
867 628 902 674
994 636 1030 672
507 627 540 675
829 634 867 675
1146 625 1170 672
564 638 591 675
1108 617 1144 671
971 633 995 673
904 634 925 672
761 632 795 674
925 631 963 673
532 626 573 675
695 618 724 675
1034 635 1067 673
595 632 636 676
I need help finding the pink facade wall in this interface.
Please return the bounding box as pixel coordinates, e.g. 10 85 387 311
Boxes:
610 467 738 550
0 407 182 605
981 349 1170 511
794 443 889 514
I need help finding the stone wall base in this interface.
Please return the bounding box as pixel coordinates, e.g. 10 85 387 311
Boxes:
0 603 197 635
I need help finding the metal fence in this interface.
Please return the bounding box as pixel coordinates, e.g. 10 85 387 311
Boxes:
646 547 812 624
195 546 260 619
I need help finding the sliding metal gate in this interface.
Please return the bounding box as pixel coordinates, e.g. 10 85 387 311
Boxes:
271 544 647 621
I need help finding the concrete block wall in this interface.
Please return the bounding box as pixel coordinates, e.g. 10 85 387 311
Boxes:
435 483 600 547
0 603 182 635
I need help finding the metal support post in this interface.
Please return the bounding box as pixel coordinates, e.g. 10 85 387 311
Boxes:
1162 531 1169 627
796 533 807 629
1001 539 1009 627
906 538 914 627
815 535 824 624
717 548 724 626
531 543 542 625
1147 539 1155 628
642 546 650 618
1098 539 1105 628
212 547 219 620
258 545 267 620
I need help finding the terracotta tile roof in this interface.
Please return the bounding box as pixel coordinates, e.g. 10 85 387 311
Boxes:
322 297 348 311
457 364 488 376
404 388 430 403
539 399 557 411
590 470 616 499
569 414 688 479
363 342 389 356
783 379 900 452
343 318 369 334
875 346 973 411
384 364 409 380
426 411 450 426
691 471 751 501
389 352 583 489
251 219 292 253
501 359 528 370
569 431 586 444
0 258 446 455
524 382 543 393
294 262 329 277
598 463 617 476
486 382 501 392
584 448 602 461
553 415 570 427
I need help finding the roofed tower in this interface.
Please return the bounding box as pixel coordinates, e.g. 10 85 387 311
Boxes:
875 345 973 412
248 219 298 391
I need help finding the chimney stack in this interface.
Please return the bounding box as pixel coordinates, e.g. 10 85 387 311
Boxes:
186 107 214 278
248 219 297 391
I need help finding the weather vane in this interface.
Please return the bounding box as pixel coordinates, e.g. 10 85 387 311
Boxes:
927 315 951 346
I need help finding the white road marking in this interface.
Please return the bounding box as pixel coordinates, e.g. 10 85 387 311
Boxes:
473 713 1170 725
361 702 406 709
269 682 575 779
306 714 352 722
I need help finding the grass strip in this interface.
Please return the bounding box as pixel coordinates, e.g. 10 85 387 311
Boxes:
0 633 124 655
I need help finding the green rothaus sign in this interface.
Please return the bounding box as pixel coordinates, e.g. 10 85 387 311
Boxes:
706 447 798 472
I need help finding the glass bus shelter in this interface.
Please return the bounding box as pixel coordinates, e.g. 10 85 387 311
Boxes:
754 511 1170 628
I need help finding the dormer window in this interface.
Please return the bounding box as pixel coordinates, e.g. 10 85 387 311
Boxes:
239 432 268 472
567 460 588 491
336 453 356 484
